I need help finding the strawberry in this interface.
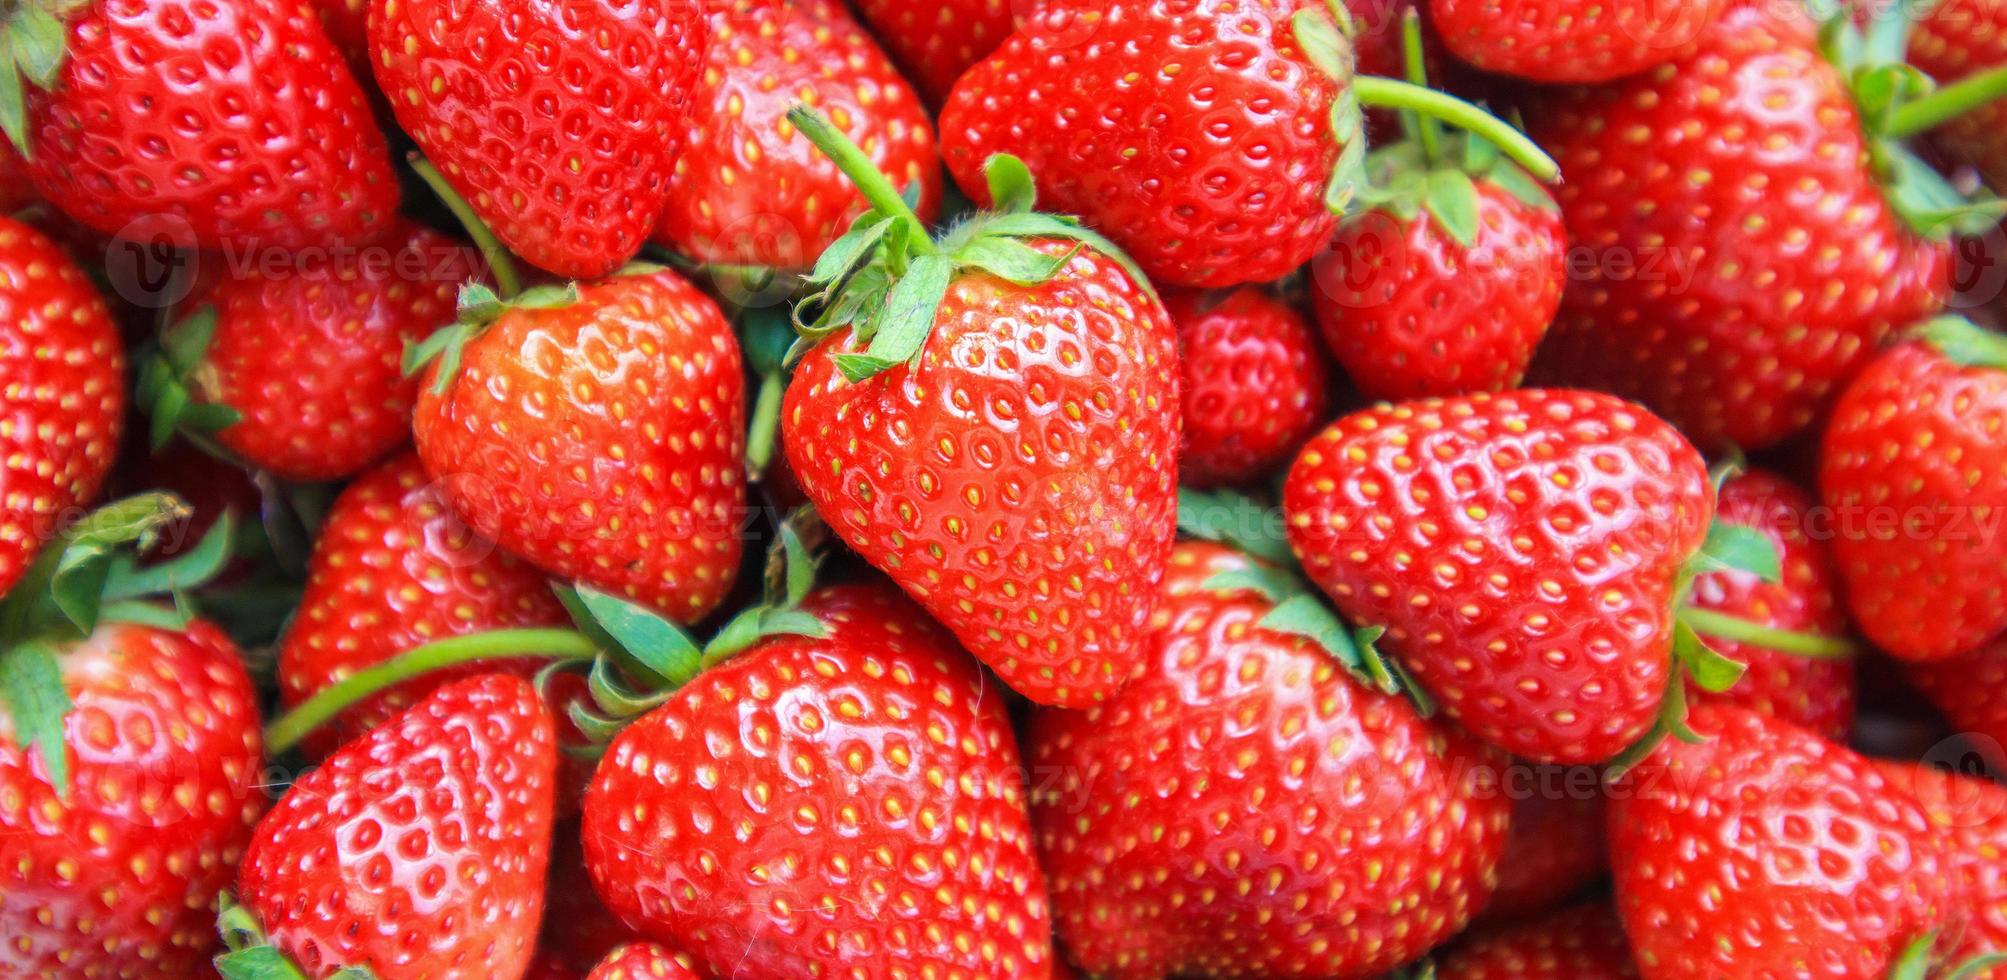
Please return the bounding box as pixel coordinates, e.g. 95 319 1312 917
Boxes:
1683 468 1858 740
0 214 124 599
1430 0 1727 82
1911 0 2007 192
412 265 746 623
1910 642 2007 768
275 452 571 758
1030 541 1511 977
1877 759 2007 969
937 0 1558 288
1483 768 1607 923
852 0 1017 104
780 113 1180 707
1282 389 1719 764
581 583 1056 977
142 221 483 483
1434 903 1639 979
1608 704 1960 979
1820 317 2007 662
1167 286 1330 489
369 0 708 279
1526 1 1970 452
6 0 398 250
586 943 701 980
538 821 645 975
226 673 557 978
655 0 941 271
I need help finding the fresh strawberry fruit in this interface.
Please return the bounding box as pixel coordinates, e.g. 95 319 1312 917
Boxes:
655 0 940 270
1167 287 1329 488
1030 541 1510 977
1527 1 1959 451
538 821 645 975
581 584 1055 977
369 0 708 279
0 215 124 599
1431 0 1727 82
0 617 264 977
1283 389 1715 763
938 0 1559 288
1437 903 1640 979
229 673 557 978
587 943 701 980
1821 318 2007 662
1911 0 2007 192
145 221 483 482
781 115 1180 707
852 0 1017 104
9 0 397 250
1608 704 1960 979
1483 768 1608 923
413 266 746 623
1910 641 2007 768
275 453 570 758
1877 759 2007 969
1683 469 1858 739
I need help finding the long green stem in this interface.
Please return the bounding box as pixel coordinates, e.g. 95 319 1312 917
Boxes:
786 106 937 255
1400 9 1444 165
1887 64 2007 139
409 154 524 299
1679 608 1862 661
1354 77 1559 182
746 371 783 475
263 628 597 754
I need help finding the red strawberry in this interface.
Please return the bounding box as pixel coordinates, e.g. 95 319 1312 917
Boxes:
1167 286 1329 488
1910 642 2007 768
780 114 1180 708
148 221 483 482
0 617 265 977
1431 0 1727 82
1683 468 1858 740
275 452 570 758
581 584 1055 977
12 0 397 250
0 215 124 598
852 0 1017 104
655 0 940 270
1030 541 1511 977
587 943 701 980
1435 903 1639 979
1911 0 2007 192
538 821 645 975
413 266 746 623
1283 389 1715 763
369 0 708 278
1527 2 1957 451
1821 318 2007 662
1877 759 2007 968
229 673 557 978
1483 768 1608 923
1608 704 1960 979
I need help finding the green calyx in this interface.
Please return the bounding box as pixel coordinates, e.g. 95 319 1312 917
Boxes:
214 893 378 980
787 104 1152 385
1919 315 2007 371
0 0 87 158
400 279 582 395
1887 930 2007 980
136 306 244 454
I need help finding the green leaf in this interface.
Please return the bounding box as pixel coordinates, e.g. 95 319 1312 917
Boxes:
7 3 68 90
1290 7 1352 82
401 322 470 381
162 306 219 373
572 584 701 688
1200 565 1302 604
1944 953 2007 980
1877 138 2007 239
953 236 1074 285
1259 594 1368 679
1920 315 2007 370
701 606 765 663
1175 487 1295 565
1460 132 1500 174
97 599 193 631
758 607 827 640
213 947 316 980
0 640 70 797
1886 931 1937 980
1484 159 1556 212
179 401 243 434
0 47 27 159
102 512 235 601
1421 168 1480 248
964 211 1160 298
510 283 579 310
806 216 892 287
455 281 503 321
149 380 189 451
1692 521 1782 583
1672 618 1746 693
832 253 954 383
984 154 1037 213
777 519 816 607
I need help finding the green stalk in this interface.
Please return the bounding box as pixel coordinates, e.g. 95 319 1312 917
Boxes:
1354 77 1559 181
746 371 784 476
1678 608 1862 661
263 628 597 754
786 106 937 255
409 154 524 299
1886 63 2007 138
1400 9 1444 165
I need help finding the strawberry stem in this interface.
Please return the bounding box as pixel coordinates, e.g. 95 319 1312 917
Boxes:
786 105 937 256
1678 608 1861 661
261 628 597 754
1399 9 1444 166
409 154 524 299
1353 77 1558 182
1886 63 2007 139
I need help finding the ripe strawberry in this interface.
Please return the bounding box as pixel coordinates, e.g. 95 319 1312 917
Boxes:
587 943 701 980
0 617 265 977
781 115 1180 707
1483 769 1607 923
1877 759 2007 968
369 0 707 279
1909 641 2007 768
1431 0 1727 82
145 221 483 482
538 821 645 974
1683 468 1857 739
1167 286 1329 488
275 453 569 758
412 266 746 622
1435 903 1639 979
581 584 1055 977
1527 2 1957 451
1820 317 2007 662
1030 541 1510 977
1911 0 2007 192
10 0 397 250
1609 705 1959 979
655 0 940 270
852 0 1017 104
1283 389 1715 763
229 673 557 978
0 215 123 599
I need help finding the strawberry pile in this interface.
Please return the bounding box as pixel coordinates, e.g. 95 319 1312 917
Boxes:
7 0 2007 977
